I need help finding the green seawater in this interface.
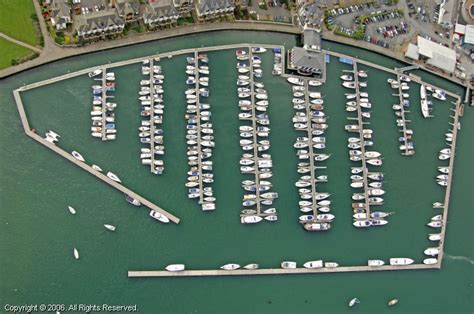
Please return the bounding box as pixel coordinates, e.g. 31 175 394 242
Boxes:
0 31 473 313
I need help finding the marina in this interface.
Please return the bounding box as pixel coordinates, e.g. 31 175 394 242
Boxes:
343 63 388 228
185 52 216 210
390 74 415 156
290 77 332 231
90 68 117 141
238 47 278 223
139 58 165 175
12 41 465 278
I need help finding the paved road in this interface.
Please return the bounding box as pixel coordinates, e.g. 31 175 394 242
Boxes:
0 33 42 53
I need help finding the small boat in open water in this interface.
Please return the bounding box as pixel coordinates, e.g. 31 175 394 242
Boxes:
73 248 79 259
104 224 116 231
388 299 398 306
68 206 76 215
348 298 360 307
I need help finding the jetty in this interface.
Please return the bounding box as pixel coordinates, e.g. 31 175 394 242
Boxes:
395 74 415 156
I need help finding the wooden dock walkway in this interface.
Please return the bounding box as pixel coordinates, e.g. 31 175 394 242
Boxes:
128 263 435 277
12 89 180 224
395 74 414 156
193 51 206 206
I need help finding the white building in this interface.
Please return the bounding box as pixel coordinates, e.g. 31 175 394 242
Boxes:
405 36 456 73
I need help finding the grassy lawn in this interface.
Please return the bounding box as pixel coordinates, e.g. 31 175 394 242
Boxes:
0 0 39 46
0 37 34 70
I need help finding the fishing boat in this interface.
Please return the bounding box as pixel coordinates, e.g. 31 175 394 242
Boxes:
243 263 259 270
220 263 240 270
72 151 85 162
149 210 170 223
166 264 185 272
281 261 297 269
73 248 79 259
389 258 414 266
388 299 399 306
303 260 323 268
348 298 360 307
104 224 116 231
368 259 384 266
107 171 121 183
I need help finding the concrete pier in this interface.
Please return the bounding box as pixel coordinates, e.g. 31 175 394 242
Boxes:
128 263 435 278
12 89 180 224
395 74 415 156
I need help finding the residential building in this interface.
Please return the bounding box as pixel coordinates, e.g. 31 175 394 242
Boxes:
195 0 235 22
142 0 180 29
50 0 72 31
173 0 194 16
113 0 141 24
75 9 125 41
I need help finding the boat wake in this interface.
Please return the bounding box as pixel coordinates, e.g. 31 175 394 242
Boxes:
444 254 474 265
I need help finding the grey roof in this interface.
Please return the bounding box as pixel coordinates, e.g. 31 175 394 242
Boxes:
143 0 179 21
51 0 71 21
115 0 140 18
75 10 124 34
303 28 321 50
197 0 234 15
290 47 324 74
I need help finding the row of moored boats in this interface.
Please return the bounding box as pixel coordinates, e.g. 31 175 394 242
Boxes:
236 48 278 223
89 69 117 140
342 70 390 228
388 75 415 155
288 76 333 231
420 83 447 118
139 59 165 175
185 54 216 211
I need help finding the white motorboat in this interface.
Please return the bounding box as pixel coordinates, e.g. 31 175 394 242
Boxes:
104 224 116 231
73 248 79 259
423 258 437 265
149 210 170 223
304 222 331 231
166 264 185 272
241 216 263 224
308 80 322 86
348 298 360 307
72 151 85 162
388 299 399 306
91 164 103 172
303 260 323 268
389 258 414 266
353 220 371 228
342 82 356 89
424 247 439 256
428 233 441 241
287 77 304 86
438 154 450 160
340 74 353 81
243 263 259 270
431 214 443 221
427 221 442 228
264 215 277 222
68 206 76 215
324 262 338 268
221 263 240 270
88 69 102 77
368 259 384 266
365 151 381 158
281 261 297 269
420 85 429 118
107 171 121 183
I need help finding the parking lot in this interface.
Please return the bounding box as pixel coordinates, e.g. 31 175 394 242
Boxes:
248 0 291 23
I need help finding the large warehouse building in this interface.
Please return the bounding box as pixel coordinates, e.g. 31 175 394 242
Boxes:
405 36 457 73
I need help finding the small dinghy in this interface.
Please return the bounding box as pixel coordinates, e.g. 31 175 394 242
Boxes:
348 298 360 307
104 224 116 231
388 299 399 306
73 248 79 259
68 206 76 215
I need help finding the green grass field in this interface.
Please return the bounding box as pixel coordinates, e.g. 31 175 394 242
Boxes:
0 0 39 46
0 37 34 70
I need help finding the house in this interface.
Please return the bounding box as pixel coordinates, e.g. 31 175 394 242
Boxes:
142 0 180 29
173 0 194 16
50 0 72 30
75 9 125 40
113 0 141 24
195 0 235 22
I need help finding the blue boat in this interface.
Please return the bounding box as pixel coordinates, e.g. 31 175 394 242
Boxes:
105 123 115 129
